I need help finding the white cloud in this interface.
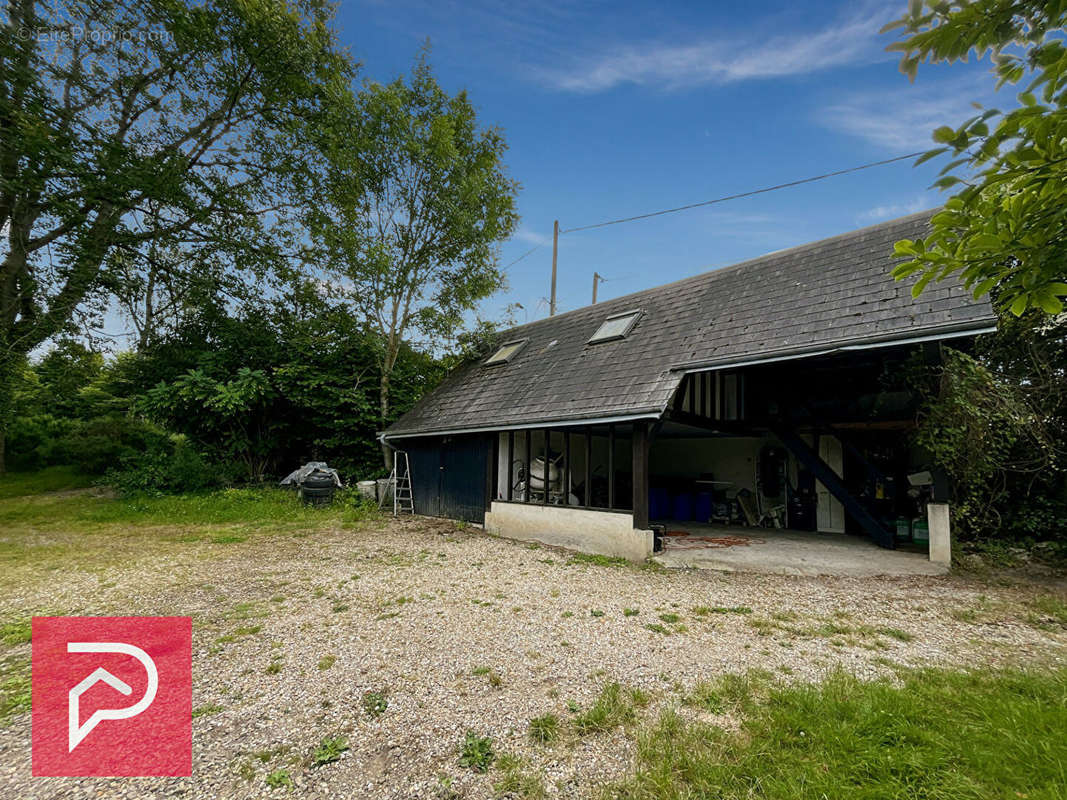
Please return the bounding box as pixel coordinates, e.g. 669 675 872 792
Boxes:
702 210 775 225
856 195 934 223
535 5 891 92
821 76 997 151
513 227 553 247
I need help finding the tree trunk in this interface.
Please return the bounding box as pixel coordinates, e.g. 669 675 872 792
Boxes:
379 368 393 473
139 264 156 351
0 358 15 476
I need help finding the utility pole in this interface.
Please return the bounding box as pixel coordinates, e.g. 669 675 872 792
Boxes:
550 220 558 316
592 272 603 304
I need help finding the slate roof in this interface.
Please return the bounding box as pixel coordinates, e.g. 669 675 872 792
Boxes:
384 211 996 439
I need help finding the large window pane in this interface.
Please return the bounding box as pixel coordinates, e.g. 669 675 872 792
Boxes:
528 430 547 502
546 430 566 504
589 430 610 508
569 431 587 506
510 431 528 501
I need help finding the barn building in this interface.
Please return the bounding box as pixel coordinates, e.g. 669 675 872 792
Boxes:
380 212 996 569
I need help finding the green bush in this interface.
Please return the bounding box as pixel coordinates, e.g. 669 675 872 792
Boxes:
107 434 220 495
59 416 154 474
1002 494 1067 543
910 341 1067 545
7 413 165 475
6 414 76 471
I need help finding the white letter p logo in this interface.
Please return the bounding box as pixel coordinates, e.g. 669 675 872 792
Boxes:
68 642 158 752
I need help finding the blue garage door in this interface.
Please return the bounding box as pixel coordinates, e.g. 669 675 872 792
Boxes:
403 435 488 524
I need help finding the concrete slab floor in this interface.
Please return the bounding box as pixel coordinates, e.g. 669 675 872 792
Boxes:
651 522 947 577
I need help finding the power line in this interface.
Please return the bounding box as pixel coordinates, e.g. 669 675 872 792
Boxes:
501 244 541 272
559 151 925 235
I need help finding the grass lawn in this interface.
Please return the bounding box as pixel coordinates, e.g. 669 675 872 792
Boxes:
0 467 380 588
0 465 375 529
0 465 96 498
610 667 1067 800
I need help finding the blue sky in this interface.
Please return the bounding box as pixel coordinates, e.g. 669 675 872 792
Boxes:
339 0 1004 325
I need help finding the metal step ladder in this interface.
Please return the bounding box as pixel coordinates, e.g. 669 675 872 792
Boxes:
386 450 414 516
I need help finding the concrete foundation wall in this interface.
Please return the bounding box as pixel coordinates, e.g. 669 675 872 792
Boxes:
484 502 653 561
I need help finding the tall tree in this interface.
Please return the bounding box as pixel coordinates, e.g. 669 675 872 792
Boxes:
0 0 355 471
317 51 519 469
885 1 1067 316
105 202 240 350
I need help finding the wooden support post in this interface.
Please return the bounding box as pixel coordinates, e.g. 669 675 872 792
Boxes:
922 342 954 508
607 424 615 509
542 430 550 506
922 340 944 367
485 433 496 511
632 422 649 530
563 431 570 506
584 426 591 508
506 431 513 502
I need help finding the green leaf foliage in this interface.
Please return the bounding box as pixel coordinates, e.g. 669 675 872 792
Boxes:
907 313 1067 541
7 290 446 485
886 1 1067 316
1 4 514 481
0 0 358 468
308 46 519 467
124 292 445 483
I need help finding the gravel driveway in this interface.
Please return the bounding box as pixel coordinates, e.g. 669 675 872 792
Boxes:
2 515 1064 799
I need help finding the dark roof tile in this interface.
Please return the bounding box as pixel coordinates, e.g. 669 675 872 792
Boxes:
385 211 995 437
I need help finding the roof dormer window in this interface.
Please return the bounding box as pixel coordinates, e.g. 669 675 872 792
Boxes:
485 339 528 366
588 310 642 344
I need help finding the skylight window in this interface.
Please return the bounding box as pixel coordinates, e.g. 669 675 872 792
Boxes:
588 310 642 344
485 339 527 366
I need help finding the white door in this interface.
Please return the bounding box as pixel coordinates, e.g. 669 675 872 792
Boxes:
816 435 845 533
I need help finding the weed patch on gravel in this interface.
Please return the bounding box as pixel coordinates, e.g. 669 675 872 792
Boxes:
459 731 495 773
573 682 650 735
527 713 560 744
0 657 31 724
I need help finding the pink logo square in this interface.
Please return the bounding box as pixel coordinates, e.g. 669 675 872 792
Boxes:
32 616 191 777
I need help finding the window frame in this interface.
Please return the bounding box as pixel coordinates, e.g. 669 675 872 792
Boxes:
497 423 634 513
587 309 642 344
484 338 528 366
